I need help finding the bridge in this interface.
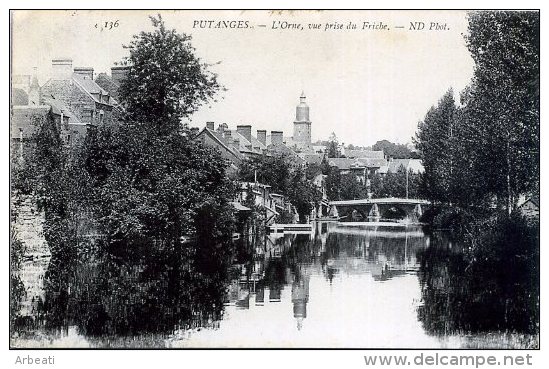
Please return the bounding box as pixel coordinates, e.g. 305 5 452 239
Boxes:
328 197 431 223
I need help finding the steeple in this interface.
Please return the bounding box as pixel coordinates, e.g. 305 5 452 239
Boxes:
30 67 39 88
28 67 40 105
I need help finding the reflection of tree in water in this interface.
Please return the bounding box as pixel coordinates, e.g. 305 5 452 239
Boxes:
418 223 539 336
32 240 233 339
322 230 428 281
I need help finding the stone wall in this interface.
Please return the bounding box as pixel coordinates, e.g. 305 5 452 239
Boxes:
11 194 50 317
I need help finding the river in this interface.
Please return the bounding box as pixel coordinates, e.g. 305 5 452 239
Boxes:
10 222 537 348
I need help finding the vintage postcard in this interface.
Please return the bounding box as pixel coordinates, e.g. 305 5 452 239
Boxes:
9 9 539 351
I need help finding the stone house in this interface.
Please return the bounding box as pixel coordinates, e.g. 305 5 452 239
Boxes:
40 58 120 127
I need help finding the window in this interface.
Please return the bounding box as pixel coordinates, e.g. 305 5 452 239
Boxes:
81 109 93 122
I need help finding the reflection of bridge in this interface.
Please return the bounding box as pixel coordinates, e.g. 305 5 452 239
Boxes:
329 197 431 222
331 223 426 238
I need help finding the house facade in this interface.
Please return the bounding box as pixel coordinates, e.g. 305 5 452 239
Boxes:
40 59 120 127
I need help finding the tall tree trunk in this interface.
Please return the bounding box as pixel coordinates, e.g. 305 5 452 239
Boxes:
506 137 512 216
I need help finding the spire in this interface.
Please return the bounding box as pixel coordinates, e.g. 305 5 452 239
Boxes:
28 67 40 105
30 67 39 88
300 90 306 103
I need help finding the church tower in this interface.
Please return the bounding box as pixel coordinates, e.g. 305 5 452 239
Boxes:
293 91 312 152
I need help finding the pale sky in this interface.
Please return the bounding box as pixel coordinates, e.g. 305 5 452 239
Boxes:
12 10 475 146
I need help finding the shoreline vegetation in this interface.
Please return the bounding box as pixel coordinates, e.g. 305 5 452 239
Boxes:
10 11 539 348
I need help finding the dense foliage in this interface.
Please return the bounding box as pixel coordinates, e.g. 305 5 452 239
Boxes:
83 122 236 252
13 16 236 258
415 11 539 212
325 166 421 201
372 139 419 159
119 14 221 132
86 16 235 250
326 132 342 158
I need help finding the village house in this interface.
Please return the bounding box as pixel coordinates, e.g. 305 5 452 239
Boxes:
517 194 540 222
11 58 123 152
385 158 425 175
11 77 92 157
237 182 281 224
327 157 388 184
40 58 121 127
193 125 244 173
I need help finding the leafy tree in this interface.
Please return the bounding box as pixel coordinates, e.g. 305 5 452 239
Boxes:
339 173 366 200
327 132 341 158
370 168 421 199
119 14 221 133
84 122 235 251
325 168 368 201
81 15 235 251
372 140 414 159
288 167 322 222
414 90 459 204
305 162 323 180
462 11 539 213
238 154 292 195
417 11 539 214
325 166 342 200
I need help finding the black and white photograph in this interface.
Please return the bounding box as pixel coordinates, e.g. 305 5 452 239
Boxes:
9 9 540 351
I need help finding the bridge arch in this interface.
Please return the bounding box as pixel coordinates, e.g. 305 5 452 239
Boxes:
328 198 430 223
380 205 408 220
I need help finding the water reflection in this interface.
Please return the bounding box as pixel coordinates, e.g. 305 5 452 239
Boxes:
417 231 539 344
11 222 537 348
13 242 233 347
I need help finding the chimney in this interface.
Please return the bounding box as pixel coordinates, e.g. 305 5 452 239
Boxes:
74 67 94 80
237 125 252 143
217 123 227 135
52 58 73 80
111 66 129 85
223 130 234 145
257 130 267 146
271 131 283 145
206 121 215 131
